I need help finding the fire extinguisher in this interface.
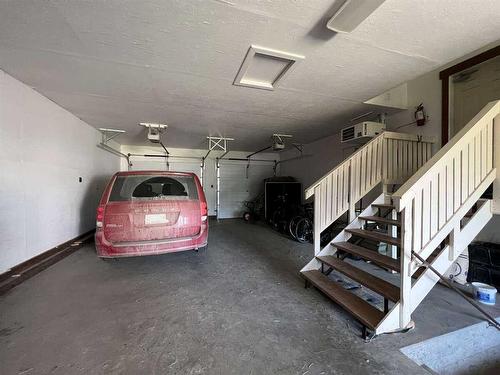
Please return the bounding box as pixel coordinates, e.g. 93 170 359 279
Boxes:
415 103 426 126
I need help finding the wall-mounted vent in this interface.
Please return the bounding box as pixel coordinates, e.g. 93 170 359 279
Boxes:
341 121 385 143
341 126 356 142
234 45 304 91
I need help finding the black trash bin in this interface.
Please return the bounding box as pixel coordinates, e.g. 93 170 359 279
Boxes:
467 242 500 289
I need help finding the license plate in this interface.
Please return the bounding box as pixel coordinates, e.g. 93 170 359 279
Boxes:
145 213 168 225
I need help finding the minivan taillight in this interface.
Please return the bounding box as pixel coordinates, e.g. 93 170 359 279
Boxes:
96 205 105 228
200 202 208 222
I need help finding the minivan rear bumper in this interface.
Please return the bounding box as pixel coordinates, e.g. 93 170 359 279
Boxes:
95 223 208 258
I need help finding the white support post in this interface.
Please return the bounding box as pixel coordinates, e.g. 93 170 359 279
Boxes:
400 207 412 328
448 223 461 261
382 183 390 204
314 186 321 256
216 159 221 220
493 114 500 214
349 164 356 222
382 183 398 267
348 203 356 223
388 208 398 270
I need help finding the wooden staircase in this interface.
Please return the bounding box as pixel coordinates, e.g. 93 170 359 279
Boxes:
303 200 402 337
301 101 500 337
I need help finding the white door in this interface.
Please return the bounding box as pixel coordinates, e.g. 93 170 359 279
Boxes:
218 160 275 219
451 55 500 136
451 55 500 216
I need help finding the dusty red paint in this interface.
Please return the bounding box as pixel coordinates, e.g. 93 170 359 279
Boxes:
95 171 208 258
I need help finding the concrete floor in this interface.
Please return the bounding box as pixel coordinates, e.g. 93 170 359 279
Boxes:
1 219 499 375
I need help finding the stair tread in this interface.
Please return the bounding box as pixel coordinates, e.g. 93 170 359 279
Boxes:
317 256 400 302
371 203 395 209
346 228 401 247
333 242 401 272
302 270 384 329
359 216 401 227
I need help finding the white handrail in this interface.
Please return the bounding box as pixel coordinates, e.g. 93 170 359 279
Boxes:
393 101 498 262
392 100 500 209
305 130 435 254
306 131 436 198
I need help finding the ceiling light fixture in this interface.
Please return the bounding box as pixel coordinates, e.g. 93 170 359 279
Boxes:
327 0 386 33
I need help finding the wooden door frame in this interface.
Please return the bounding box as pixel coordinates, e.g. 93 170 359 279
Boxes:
439 45 500 146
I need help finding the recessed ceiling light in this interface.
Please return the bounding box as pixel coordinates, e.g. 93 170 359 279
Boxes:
327 0 386 33
234 45 304 91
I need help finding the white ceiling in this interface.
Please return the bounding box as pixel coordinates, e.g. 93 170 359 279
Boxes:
0 0 499 151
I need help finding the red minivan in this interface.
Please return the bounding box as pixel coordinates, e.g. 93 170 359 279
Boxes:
95 171 208 258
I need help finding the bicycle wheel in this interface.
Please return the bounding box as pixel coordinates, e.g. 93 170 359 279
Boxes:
295 217 313 243
288 215 303 240
271 209 282 231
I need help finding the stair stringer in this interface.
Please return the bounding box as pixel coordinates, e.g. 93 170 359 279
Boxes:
410 199 492 312
300 193 386 273
375 197 493 335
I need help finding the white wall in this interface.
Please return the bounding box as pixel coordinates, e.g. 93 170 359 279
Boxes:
0 70 120 273
120 144 278 217
383 45 500 243
384 71 442 148
279 132 348 198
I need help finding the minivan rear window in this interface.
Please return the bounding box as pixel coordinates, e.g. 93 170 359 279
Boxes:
108 175 199 202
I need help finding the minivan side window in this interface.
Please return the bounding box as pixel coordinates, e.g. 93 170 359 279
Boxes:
108 175 198 202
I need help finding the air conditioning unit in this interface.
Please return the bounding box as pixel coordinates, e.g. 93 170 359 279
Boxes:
341 121 385 143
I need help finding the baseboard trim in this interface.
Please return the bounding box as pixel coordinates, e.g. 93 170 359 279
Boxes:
0 230 95 295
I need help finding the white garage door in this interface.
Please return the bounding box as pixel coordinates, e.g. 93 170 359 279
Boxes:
129 156 202 180
128 155 218 216
218 160 275 219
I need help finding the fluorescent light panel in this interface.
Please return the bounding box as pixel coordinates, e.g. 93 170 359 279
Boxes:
327 0 386 33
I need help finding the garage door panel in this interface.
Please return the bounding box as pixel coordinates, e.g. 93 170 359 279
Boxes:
218 161 275 219
169 161 202 179
129 157 201 179
129 158 168 171
127 156 217 214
